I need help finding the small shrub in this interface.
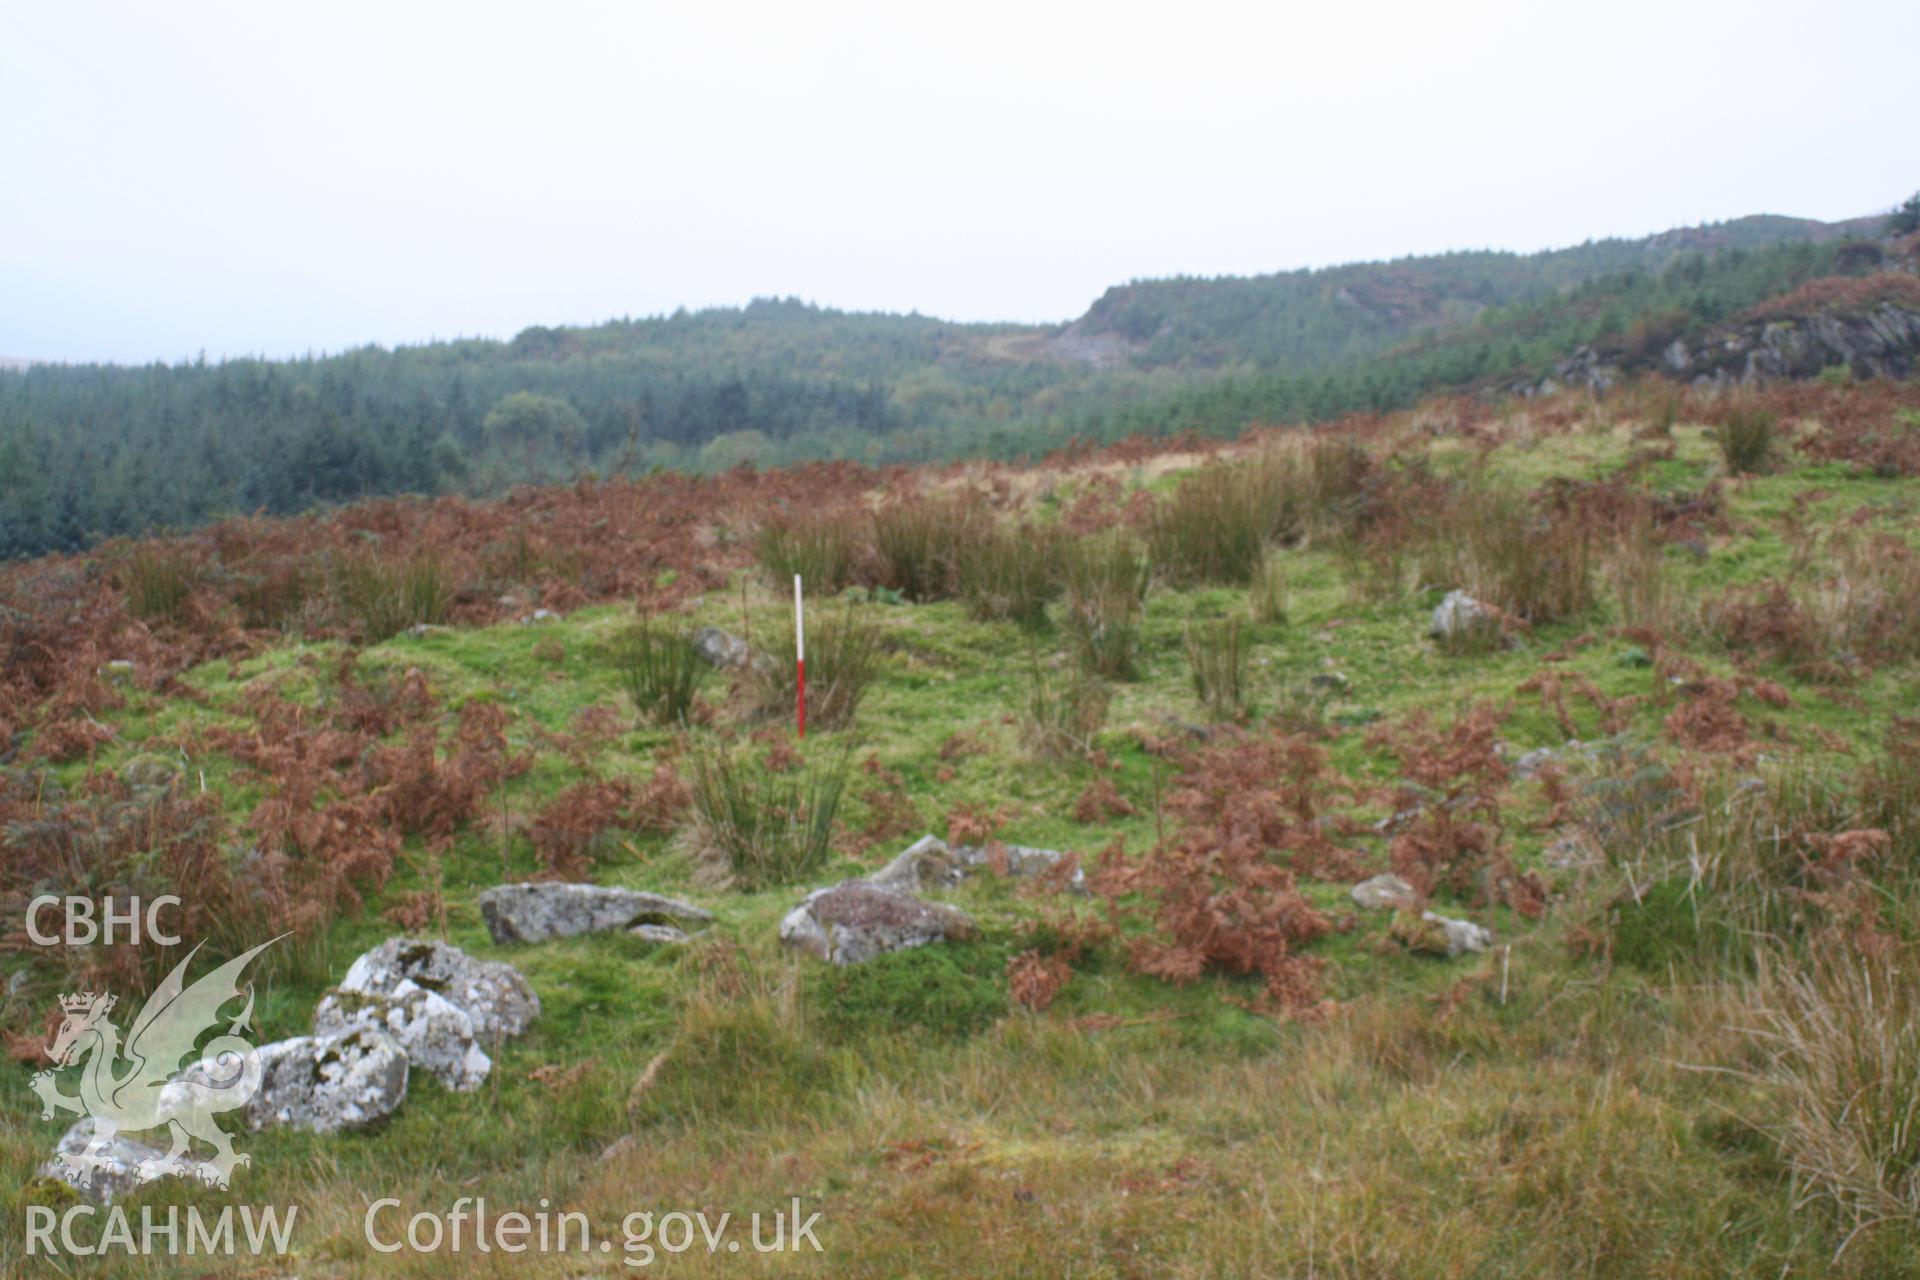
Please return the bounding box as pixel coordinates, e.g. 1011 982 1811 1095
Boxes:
872 494 983 602
1860 719 1920 864
1741 936 1920 1251
1712 400 1777 474
1607 528 1690 636
1060 533 1148 679
1270 676 1335 735
1369 704 1540 912
1093 830 1332 1010
612 617 707 726
959 521 1063 629
1415 483 1595 625
1147 462 1272 586
233 564 316 631
755 509 863 593
1248 551 1288 625
333 550 452 641
1185 618 1251 721
688 739 850 890
123 547 196 623
745 605 881 730
1022 650 1111 759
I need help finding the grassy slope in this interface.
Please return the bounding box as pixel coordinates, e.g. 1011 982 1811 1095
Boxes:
5 416 1920 1277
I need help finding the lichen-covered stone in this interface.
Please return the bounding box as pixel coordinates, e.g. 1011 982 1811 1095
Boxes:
779 881 974 965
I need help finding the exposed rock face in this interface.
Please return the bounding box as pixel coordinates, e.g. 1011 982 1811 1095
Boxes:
242 1030 409 1133
313 981 491 1092
1520 300 1920 396
477 883 713 945
38 1119 167 1202
779 881 975 964
339 939 539 1046
692 627 750 668
1350 873 1419 911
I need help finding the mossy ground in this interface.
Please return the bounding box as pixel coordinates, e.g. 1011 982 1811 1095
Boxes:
4 418 1919 1276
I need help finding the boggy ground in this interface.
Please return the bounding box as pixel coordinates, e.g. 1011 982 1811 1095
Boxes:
3 379 1920 1276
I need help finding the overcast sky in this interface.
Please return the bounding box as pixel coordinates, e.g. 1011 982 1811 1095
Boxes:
4 0 1915 365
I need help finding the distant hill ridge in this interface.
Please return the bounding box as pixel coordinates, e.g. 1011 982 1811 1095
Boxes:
0 207 1903 561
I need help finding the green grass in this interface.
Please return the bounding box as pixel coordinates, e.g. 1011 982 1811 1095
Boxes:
7 411 1920 1276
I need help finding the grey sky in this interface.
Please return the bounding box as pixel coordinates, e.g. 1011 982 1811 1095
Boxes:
4 0 1915 365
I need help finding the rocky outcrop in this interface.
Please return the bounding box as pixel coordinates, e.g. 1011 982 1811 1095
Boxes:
339 939 539 1046
1522 298 1920 397
779 881 975 964
476 883 712 945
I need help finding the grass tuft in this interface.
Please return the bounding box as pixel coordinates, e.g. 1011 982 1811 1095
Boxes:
687 739 851 890
611 616 707 726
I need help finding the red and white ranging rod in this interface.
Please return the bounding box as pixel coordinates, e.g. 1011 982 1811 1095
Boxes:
794 574 806 739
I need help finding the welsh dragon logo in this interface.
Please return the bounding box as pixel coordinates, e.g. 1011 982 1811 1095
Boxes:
30 938 280 1190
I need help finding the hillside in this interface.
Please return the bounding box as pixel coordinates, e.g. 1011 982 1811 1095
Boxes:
1064 213 1884 371
0 211 1897 563
4 376 1920 1275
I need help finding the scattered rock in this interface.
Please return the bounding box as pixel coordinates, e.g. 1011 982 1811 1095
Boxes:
241 1030 409 1132
1350 873 1419 911
313 981 491 1092
779 881 975 964
865 834 965 893
118 754 182 791
1429 590 1500 642
339 939 539 1046
868 835 1087 894
1394 910 1493 958
1372 805 1424 836
629 924 691 945
38 1119 167 1202
692 626 750 669
952 842 1087 892
1542 831 1594 868
1513 746 1559 775
477 883 713 945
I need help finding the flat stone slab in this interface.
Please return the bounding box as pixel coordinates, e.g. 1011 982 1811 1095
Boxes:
1394 910 1494 957
1350 873 1419 910
868 835 1086 893
779 880 975 965
477 882 713 945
